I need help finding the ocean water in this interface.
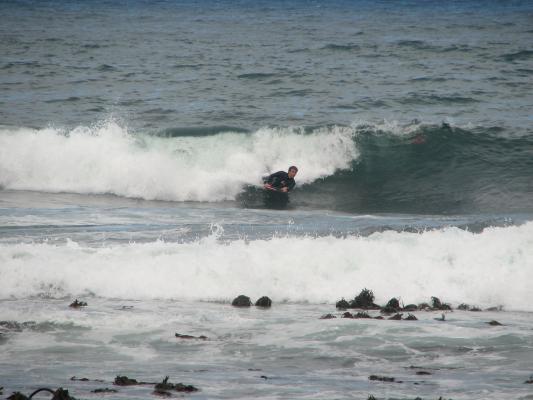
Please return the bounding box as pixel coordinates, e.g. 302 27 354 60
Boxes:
1 0 533 399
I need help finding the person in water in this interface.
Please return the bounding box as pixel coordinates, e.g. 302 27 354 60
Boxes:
264 166 298 193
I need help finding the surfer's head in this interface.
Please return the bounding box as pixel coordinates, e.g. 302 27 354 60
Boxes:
288 166 298 179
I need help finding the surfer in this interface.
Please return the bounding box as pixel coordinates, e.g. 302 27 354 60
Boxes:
263 166 298 192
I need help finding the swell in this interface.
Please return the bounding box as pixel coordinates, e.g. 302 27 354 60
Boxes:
1 121 531 214
295 123 533 214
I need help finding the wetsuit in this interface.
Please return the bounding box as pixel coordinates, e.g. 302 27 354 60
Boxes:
265 171 296 192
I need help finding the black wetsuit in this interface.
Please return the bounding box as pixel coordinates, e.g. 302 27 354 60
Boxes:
265 171 296 192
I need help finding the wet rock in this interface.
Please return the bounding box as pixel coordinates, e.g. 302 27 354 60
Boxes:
319 314 336 319
91 388 117 393
404 313 418 321
457 303 470 310
349 288 380 309
153 389 172 397
374 315 384 320
369 375 395 382
260 375 268 380
69 299 87 308
175 333 208 340
70 377 89 381
354 311 372 319
7 393 29 400
342 311 354 318
255 296 272 307
403 304 418 312
381 298 401 314
114 376 139 386
415 371 432 375
336 298 350 310
418 302 431 310
154 376 200 395
487 320 503 326
232 295 252 307
50 388 76 400
431 297 452 311
388 313 403 320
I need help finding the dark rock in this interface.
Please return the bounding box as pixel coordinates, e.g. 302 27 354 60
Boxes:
487 320 503 326
319 314 336 319
388 313 403 320
403 304 418 312
404 313 418 321
415 371 432 375
255 296 272 307
382 298 401 313
91 388 117 393
69 299 87 308
374 316 384 320
418 302 431 310
232 295 252 307
50 388 76 400
470 306 482 312
354 311 372 319
342 311 354 318
336 298 350 310
154 376 199 393
175 333 208 340
114 376 138 386
260 375 268 379
349 288 380 309
431 297 452 310
153 390 172 397
369 375 395 382
457 303 470 310
7 393 29 400
70 377 89 381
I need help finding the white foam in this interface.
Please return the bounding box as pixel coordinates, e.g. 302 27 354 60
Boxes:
0 122 358 201
1 222 532 311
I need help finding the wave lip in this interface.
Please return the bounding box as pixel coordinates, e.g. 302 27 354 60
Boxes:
0 122 358 203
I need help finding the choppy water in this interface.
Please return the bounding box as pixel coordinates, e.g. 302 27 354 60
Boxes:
1 0 533 399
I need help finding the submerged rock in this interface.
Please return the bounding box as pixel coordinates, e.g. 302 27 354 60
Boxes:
342 311 354 318
319 314 336 319
91 388 117 393
487 320 503 326
232 295 252 307
255 296 272 307
369 375 395 382
69 299 87 308
354 311 372 319
7 393 29 400
114 376 139 386
388 313 403 320
155 376 199 393
404 313 418 321
175 333 208 340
